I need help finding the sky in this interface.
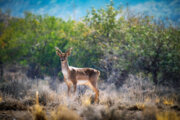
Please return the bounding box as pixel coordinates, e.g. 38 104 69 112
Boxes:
0 0 179 23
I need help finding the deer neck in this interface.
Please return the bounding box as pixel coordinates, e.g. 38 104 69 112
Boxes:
61 60 70 77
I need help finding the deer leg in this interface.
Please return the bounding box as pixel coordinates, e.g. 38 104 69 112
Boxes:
87 82 99 103
93 87 99 103
67 81 73 97
73 84 77 94
67 84 71 96
65 78 73 97
89 73 99 103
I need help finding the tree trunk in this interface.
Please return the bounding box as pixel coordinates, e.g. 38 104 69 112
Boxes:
152 70 158 85
0 61 3 81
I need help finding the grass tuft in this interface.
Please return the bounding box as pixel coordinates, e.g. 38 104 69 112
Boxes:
32 104 47 120
163 98 174 106
31 91 47 120
51 105 81 120
156 111 179 120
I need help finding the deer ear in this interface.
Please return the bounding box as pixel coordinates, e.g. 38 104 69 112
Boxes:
66 48 72 56
55 47 63 54
56 51 62 57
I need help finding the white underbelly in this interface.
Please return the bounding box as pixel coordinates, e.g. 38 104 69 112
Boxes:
77 80 89 85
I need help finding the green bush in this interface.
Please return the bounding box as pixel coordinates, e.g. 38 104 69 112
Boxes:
0 1 179 87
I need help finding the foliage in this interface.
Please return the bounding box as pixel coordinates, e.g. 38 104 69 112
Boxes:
0 1 180 86
83 1 180 86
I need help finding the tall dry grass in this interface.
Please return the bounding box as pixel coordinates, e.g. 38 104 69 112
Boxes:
0 70 179 120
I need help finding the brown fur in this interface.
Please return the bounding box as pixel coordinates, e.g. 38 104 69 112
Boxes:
55 47 100 102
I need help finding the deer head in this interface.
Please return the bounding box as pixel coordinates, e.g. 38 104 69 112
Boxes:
55 47 72 61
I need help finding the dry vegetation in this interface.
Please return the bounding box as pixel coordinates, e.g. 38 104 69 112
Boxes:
0 67 179 120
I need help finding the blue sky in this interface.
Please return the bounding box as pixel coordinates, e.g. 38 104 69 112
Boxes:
0 0 179 23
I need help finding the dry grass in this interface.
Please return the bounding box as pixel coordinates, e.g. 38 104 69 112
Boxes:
142 106 157 120
135 102 145 110
32 104 47 120
51 105 81 120
0 96 2 103
0 97 27 110
156 111 180 120
0 71 180 120
31 88 80 120
81 94 92 106
31 90 47 120
163 98 174 106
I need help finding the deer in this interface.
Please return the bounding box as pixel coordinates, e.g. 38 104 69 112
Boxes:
55 47 100 102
